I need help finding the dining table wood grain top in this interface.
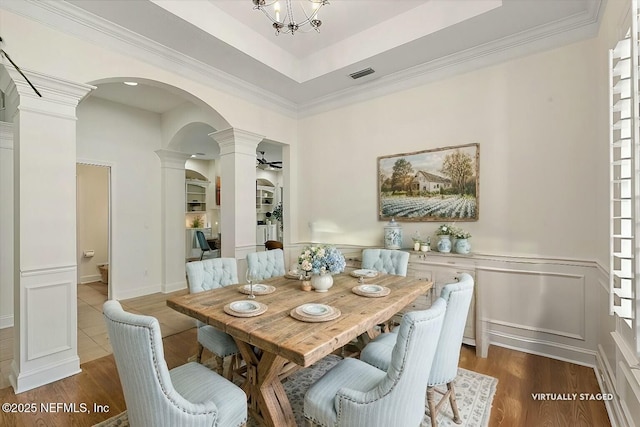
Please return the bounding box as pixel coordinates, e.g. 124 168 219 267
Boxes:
167 272 432 427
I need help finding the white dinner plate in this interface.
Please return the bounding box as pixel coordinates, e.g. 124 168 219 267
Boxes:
359 284 384 293
243 284 268 292
229 300 261 313
352 269 378 278
301 304 331 316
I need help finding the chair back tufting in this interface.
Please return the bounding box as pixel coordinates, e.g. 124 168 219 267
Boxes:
186 258 238 294
361 248 409 276
246 249 286 281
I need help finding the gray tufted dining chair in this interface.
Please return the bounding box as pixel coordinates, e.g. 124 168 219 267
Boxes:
246 248 286 281
361 248 410 276
303 298 446 427
103 300 247 427
186 258 241 379
360 273 475 427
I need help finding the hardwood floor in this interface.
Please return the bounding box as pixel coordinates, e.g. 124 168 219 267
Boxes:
0 328 199 427
459 345 611 427
0 330 611 427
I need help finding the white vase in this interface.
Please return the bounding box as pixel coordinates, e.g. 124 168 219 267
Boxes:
311 273 334 292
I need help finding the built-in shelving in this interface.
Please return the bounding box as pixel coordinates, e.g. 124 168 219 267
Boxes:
256 185 274 213
186 179 208 213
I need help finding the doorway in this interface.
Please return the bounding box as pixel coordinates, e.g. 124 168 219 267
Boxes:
76 163 112 363
76 163 111 293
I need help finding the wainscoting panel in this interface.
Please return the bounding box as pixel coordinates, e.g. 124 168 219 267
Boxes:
12 265 80 393
479 268 585 340
474 258 600 367
26 280 72 360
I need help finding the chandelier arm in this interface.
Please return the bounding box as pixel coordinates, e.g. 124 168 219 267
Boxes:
298 0 325 27
258 7 280 24
252 0 327 35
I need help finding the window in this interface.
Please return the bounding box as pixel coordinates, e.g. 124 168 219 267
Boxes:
610 2 640 354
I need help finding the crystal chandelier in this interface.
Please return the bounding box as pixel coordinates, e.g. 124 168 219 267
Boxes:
252 0 329 35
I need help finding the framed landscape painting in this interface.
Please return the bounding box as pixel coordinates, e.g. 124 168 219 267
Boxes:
378 143 479 222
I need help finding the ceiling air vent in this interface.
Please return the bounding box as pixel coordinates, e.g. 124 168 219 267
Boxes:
349 67 375 80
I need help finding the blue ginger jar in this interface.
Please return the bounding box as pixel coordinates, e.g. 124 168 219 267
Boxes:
437 235 452 253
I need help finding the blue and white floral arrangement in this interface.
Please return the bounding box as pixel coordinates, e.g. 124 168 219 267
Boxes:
298 245 346 275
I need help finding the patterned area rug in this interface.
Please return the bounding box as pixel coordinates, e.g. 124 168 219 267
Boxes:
93 355 497 427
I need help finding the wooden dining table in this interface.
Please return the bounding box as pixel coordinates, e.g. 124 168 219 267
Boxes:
167 272 432 427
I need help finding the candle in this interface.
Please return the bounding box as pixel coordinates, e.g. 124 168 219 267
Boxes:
274 1 280 22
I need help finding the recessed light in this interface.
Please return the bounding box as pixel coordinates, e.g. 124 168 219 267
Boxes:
123 81 138 86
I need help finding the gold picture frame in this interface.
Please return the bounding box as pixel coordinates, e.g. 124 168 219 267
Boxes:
378 143 479 222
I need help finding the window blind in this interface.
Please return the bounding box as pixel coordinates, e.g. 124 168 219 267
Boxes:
610 18 637 330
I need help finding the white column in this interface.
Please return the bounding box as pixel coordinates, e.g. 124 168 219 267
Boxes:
155 149 191 293
0 123 14 329
209 128 263 260
0 65 94 392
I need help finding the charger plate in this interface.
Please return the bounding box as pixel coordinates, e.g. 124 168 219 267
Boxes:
223 300 268 317
290 303 341 323
350 269 379 278
238 284 276 295
352 284 391 298
285 270 308 280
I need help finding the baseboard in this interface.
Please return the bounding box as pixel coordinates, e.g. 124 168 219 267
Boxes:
0 314 14 329
488 330 597 367
162 280 186 294
596 346 629 427
112 284 161 301
10 356 81 394
80 274 101 284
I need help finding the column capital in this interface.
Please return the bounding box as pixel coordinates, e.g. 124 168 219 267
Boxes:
155 149 191 169
0 65 95 120
210 128 264 157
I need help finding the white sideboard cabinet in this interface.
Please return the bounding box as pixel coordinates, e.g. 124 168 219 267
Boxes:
407 253 478 350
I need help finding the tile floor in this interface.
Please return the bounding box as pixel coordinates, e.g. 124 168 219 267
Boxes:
0 282 196 390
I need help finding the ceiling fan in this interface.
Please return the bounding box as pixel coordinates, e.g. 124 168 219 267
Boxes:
257 151 282 170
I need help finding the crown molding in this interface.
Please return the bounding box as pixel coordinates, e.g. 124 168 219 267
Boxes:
2 0 604 120
1 0 299 117
297 0 604 117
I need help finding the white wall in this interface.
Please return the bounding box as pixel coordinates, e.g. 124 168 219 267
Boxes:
298 38 600 260
76 97 163 299
76 164 109 284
